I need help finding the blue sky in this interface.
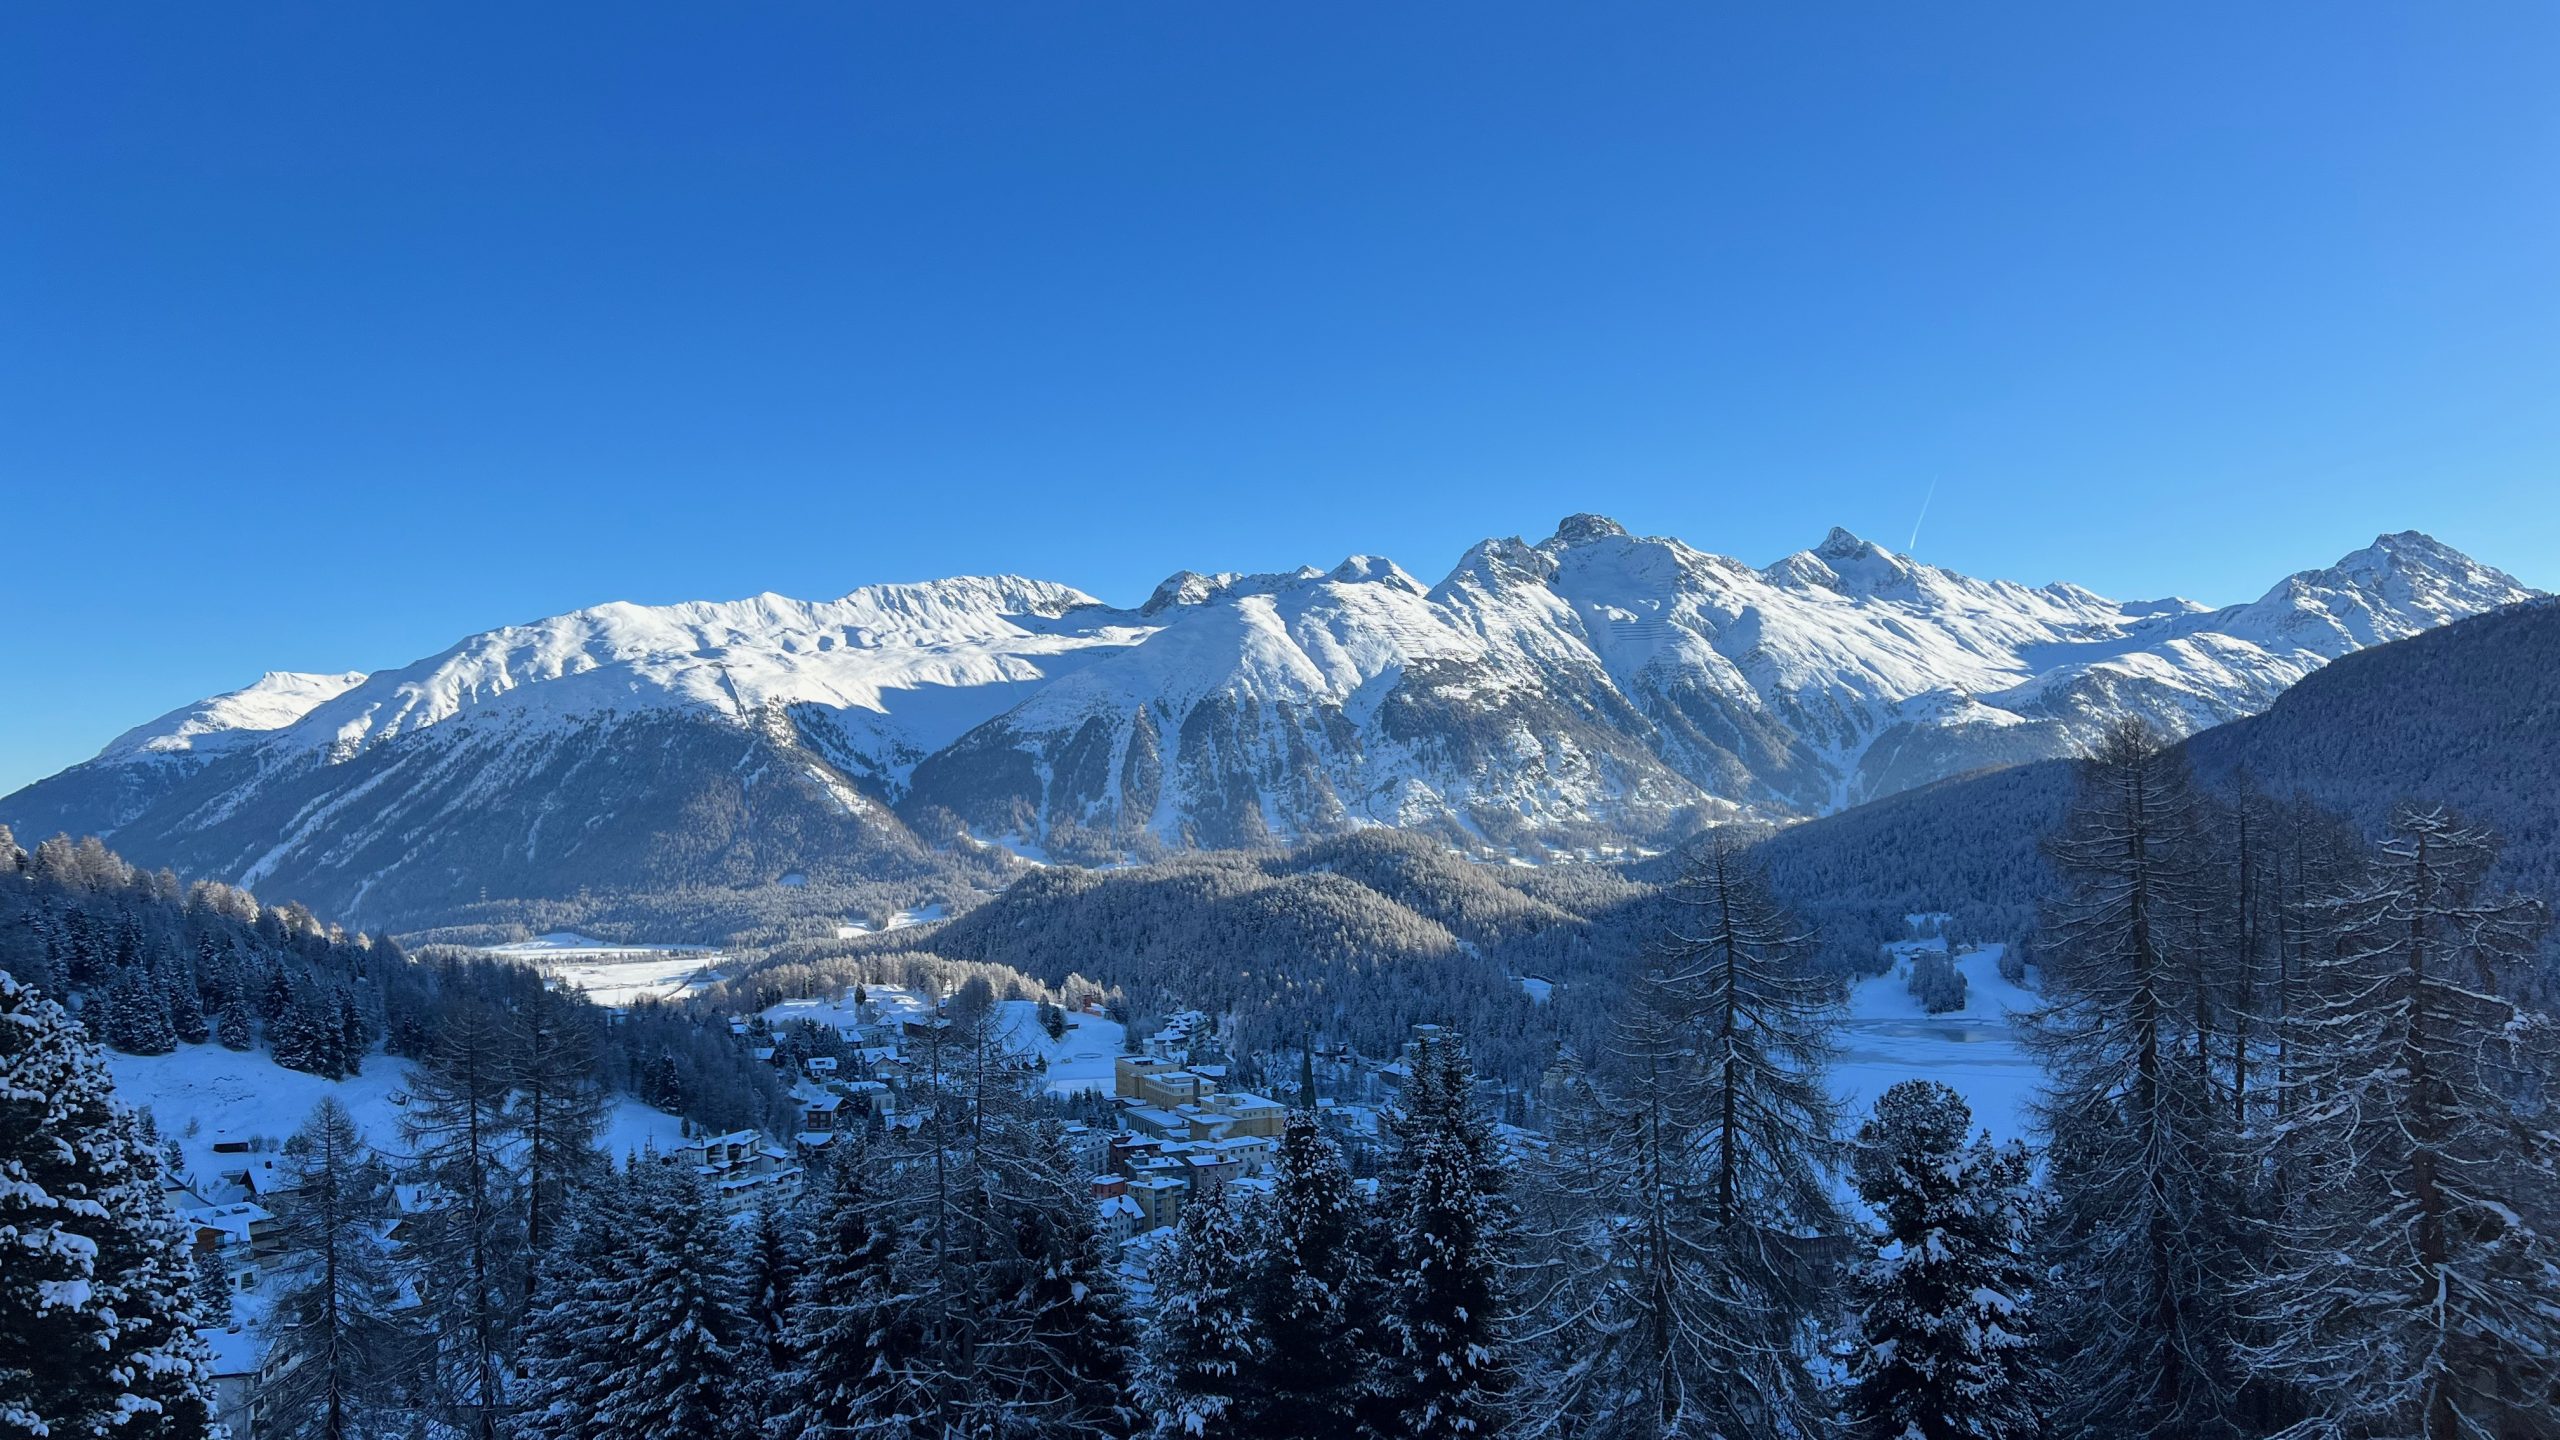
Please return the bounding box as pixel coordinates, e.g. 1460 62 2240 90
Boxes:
3 3 2554 794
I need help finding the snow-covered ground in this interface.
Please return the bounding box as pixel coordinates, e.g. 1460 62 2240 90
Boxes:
1830 940 2043 1144
104 1042 687 1188
996 1002 1125 1096
481 932 729 1007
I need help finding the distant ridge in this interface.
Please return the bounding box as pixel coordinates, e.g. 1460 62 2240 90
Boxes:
4 520 2535 932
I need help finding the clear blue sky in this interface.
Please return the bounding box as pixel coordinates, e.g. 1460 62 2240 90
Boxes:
4 3 2554 794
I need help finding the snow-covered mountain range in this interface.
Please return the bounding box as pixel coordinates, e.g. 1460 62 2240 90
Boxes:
2 518 2534 929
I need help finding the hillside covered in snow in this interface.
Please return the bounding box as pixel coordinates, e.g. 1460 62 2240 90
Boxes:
3 518 2533 932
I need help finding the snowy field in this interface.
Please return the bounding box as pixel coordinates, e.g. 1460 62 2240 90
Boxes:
104 1042 688 1187
831 904 950 938
996 1002 1125 1096
1830 940 2043 1144
481 931 729 1007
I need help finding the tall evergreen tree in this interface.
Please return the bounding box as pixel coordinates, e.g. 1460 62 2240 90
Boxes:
739 1190 803 1426
1137 1183 1262 1440
771 1147 906 1439
2025 718 2250 1439
215 997 254 1052
592 1160 753 1440
510 985 607 1300
1241 1114 1371 1439
400 1001 527 1440
513 1167 644 1440
261 1096 407 1440
1630 828 1846 1437
100 962 178 1055
1845 1081 2045 1440
1375 1034 1518 1440
2243 807 2558 1440
0 971 216 1437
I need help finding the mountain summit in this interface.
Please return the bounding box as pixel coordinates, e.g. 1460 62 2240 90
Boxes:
3 522 2535 930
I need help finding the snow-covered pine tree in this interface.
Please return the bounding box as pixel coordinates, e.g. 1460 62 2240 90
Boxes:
1375 1033 1518 1440
1138 1182 1263 1440
1845 1080 2044 1440
0 970 216 1437
168 961 210 1047
739 1190 802 1426
2024 718 2250 1439
1241 1112 1371 1439
513 1165 644 1440
260 1095 407 1440
192 1244 233 1329
590 1158 753 1440
641 1047 684 1112
101 962 178 1055
2243 807 2558 1440
772 1146 906 1439
399 1000 527 1440
215 996 254 1052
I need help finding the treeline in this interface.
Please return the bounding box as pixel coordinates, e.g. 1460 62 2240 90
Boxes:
0 825 790 1136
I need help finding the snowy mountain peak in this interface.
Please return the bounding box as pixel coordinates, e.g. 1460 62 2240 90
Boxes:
1544 513 1631 547
1815 525 1877 559
2227 530 2534 656
1328 555 1424 591
96 670 369 764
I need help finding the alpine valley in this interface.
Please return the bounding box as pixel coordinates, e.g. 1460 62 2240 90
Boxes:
2 516 2534 934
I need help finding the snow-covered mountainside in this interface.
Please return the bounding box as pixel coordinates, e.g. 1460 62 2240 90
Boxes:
3 519 2534 930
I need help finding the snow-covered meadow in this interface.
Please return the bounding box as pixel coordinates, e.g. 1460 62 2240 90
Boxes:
1830 938 2042 1144
481 931 729 1007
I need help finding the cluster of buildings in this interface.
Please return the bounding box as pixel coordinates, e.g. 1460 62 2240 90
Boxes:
1084 1051 1287 1242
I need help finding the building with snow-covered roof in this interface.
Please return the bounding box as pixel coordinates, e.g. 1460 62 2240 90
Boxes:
1128 1175 1186 1232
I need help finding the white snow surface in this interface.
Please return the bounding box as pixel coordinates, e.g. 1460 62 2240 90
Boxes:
103 1041 687 1196
479 933 727 1006
1832 941 2043 1145
96 671 369 762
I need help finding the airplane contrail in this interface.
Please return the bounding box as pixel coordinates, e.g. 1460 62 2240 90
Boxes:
1907 477 1937 557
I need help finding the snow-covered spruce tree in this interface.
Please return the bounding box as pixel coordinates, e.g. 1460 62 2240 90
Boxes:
771 1145 904 1440
590 1157 754 1440
167 963 210 1047
1845 1080 2044 1440
1241 1112 1372 1439
1137 1182 1263 1440
214 996 254 1052
513 1166 644 1440
2243 807 2558 1440
0 970 215 1437
739 1190 803 1426
399 999 528 1440
1374 1033 1519 1440
192 1244 233 1328
100 962 178 1055
2023 717 2250 1439
260 1095 407 1440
